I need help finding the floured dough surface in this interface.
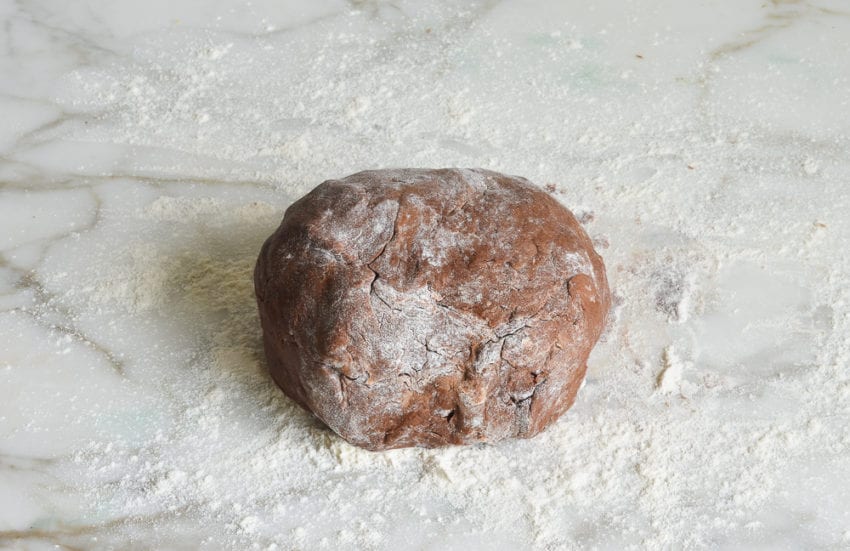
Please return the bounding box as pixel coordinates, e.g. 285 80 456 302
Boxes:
254 168 610 450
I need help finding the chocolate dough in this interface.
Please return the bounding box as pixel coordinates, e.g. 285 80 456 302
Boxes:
254 169 610 450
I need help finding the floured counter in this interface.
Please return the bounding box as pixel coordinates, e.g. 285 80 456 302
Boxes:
1 0 849 549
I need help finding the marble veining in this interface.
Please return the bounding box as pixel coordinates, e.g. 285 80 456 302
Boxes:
2 0 850 549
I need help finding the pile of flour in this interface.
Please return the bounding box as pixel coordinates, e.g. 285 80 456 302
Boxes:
43 5 850 549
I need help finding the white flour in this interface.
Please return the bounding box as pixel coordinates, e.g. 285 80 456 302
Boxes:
42 7 850 550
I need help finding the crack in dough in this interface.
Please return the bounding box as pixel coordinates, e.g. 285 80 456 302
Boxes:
254 168 611 450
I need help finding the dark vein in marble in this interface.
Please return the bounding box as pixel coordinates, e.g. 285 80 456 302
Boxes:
0 510 185 549
0 188 126 376
12 0 123 62
0 161 277 192
0 453 58 471
10 270 127 377
697 0 847 127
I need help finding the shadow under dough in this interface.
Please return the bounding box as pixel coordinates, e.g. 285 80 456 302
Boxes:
154 213 326 434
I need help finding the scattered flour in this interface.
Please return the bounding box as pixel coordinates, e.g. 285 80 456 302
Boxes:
62 182 849 550
26 3 850 550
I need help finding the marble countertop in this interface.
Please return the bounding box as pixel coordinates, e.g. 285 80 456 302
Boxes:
2 1 849 549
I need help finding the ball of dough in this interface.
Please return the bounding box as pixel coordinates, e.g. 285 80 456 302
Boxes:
254 169 610 450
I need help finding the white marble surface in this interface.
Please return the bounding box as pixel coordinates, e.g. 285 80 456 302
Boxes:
2 1 850 549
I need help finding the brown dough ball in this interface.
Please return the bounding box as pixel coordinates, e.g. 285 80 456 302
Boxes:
254 169 610 451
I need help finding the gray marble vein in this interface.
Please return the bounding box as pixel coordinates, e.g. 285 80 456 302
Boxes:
1 0 849 549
